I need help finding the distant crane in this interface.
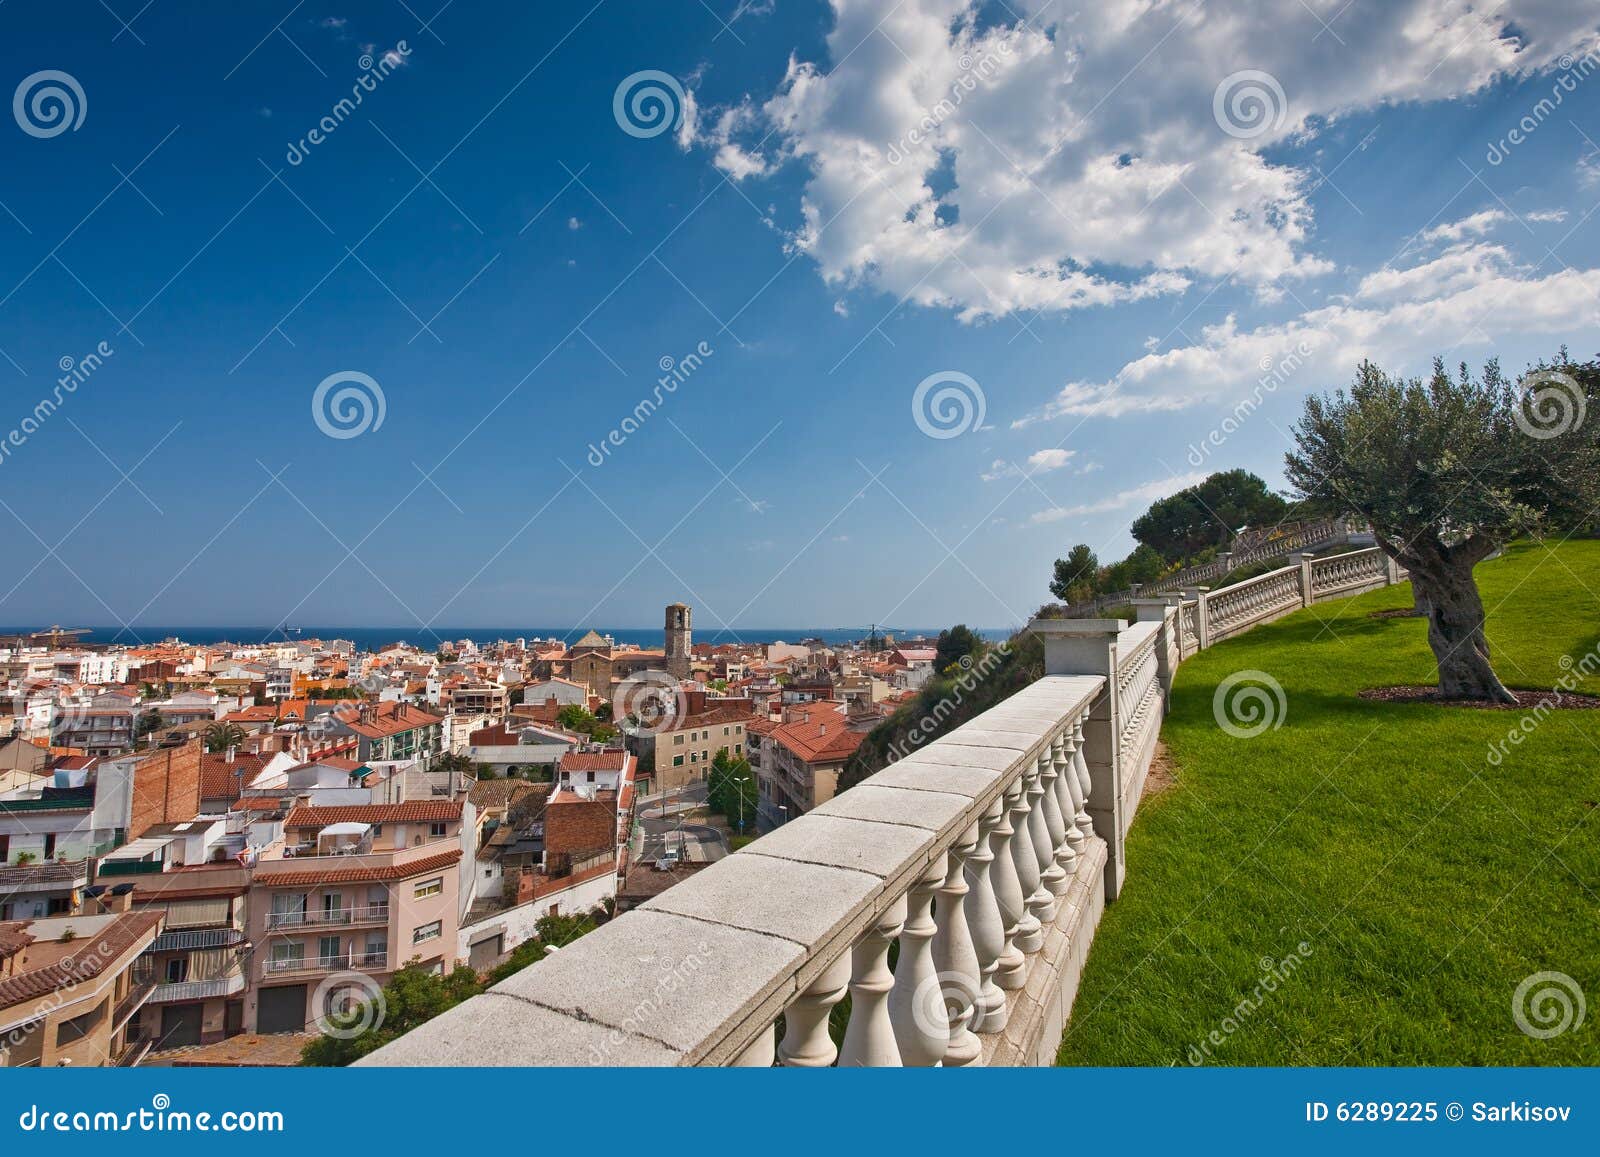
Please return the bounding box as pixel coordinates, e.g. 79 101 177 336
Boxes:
31 626 90 647
836 624 906 653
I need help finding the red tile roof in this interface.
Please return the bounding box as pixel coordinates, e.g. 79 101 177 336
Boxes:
283 801 463 828
199 752 275 802
559 750 630 772
255 848 461 887
770 707 866 764
0 911 164 1010
343 702 441 739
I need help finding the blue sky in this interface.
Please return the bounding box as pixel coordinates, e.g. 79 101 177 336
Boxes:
1 0 1597 637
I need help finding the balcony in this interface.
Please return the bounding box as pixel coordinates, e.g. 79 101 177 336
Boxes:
263 950 388 978
112 980 156 1030
150 927 247 952
265 904 391 930
149 973 247 1003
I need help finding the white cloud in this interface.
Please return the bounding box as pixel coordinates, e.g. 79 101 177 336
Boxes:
1026 448 1074 472
1030 471 1207 524
683 0 1598 321
567 216 582 231
1420 210 1507 243
832 299 849 317
1017 241 1600 421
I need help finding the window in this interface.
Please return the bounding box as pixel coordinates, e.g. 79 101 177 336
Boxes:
673 734 683 746
585 771 596 783
317 935 343 964
414 877 443 899
413 920 442 944
429 822 448 837
673 755 684 767
165 957 189 983
55 1000 105 1046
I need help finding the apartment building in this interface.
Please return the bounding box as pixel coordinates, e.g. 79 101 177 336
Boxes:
127 865 250 1049
756 704 871 829
646 691 756 791
245 800 465 1034
0 904 163 1068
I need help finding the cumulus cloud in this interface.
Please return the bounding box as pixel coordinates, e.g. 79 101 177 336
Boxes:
1016 240 1600 421
680 0 1599 322
1030 471 1208 524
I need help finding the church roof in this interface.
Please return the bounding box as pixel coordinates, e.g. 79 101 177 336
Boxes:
572 630 609 648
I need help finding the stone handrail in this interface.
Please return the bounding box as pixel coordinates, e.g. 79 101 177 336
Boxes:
1062 515 1370 616
364 544 1404 1067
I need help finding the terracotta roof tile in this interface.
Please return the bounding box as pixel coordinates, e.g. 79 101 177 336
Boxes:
284 801 462 827
254 848 461 887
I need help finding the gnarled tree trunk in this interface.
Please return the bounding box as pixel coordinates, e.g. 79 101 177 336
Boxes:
1381 532 1514 703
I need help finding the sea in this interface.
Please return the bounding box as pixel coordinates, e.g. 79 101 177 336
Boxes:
6 625 1018 652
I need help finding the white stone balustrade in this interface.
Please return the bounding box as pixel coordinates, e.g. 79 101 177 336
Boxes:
363 545 1406 1069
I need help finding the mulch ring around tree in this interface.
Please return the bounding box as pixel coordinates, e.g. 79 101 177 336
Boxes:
1358 686 1600 709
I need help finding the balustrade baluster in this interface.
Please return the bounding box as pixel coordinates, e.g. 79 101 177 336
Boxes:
1025 752 1059 926
776 954 850 1067
965 794 1008 1032
1038 740 1070 899
888 859 948 1066
1071 719 1095 844
1049 732 1081 878
1009 761 1045 955
838 896 906 1067
990 776 1029 991
933 822 984 1066
731 1024 776 1067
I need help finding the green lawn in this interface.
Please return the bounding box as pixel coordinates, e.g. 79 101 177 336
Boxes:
1057 539 1600 1066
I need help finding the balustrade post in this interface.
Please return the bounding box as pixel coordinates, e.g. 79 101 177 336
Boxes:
965 795 1009 1032
888 859 948 1067
776 953 850 1067
1029 618 1126 900
838 896 906 1067
990 776 1029 992
1290 552 1314 607
1182 587 1211 649
1131 599 1177 704
933 824 983 1066
1071 719 1095 846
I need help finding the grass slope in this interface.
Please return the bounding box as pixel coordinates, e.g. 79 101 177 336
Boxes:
1057 540 1600 1066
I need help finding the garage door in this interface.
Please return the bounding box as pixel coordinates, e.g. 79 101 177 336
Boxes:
468 934 504 971
257 984 308 1034
159 1004 204 1048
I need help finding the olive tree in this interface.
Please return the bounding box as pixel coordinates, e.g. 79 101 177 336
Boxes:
1286 355 1598 702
